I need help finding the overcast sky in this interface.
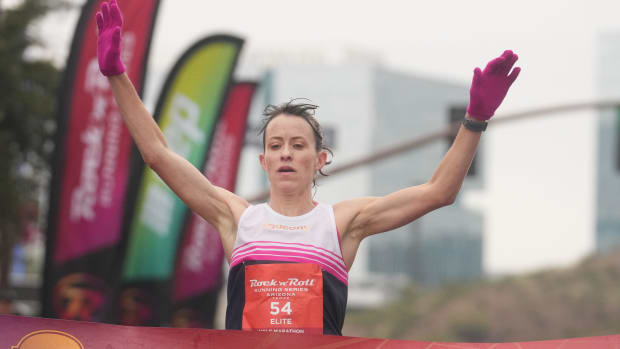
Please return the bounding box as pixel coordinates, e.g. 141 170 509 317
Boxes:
28 0 620 274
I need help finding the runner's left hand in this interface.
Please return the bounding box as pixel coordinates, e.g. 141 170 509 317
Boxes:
467 50 521 120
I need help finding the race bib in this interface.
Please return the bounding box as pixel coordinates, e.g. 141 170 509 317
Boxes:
242 263 323 334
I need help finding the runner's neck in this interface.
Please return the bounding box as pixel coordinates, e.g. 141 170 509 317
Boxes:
267 197 316 217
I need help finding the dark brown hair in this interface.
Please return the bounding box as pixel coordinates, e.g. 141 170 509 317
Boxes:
260 99 333 181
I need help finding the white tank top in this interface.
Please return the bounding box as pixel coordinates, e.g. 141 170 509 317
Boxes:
230 202 348 285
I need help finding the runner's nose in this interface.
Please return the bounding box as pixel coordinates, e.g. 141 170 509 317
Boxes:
281 145 292 161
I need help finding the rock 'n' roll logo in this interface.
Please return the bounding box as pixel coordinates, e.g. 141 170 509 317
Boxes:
11 330 84 349
52 273 108 321
171 307 204 328
119 287 154 325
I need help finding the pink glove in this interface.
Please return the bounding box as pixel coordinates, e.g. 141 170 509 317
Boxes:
467 50 521 120
96 0 125 76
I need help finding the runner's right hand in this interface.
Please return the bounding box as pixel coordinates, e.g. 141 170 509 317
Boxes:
96 0 125 76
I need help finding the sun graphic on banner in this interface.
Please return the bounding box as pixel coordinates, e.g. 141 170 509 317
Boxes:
11 330 84 349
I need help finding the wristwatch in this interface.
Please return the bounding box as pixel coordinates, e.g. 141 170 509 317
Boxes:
462 118 488 132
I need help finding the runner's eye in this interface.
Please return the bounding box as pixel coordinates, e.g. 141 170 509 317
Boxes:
270 144 281 150
293 144 303 149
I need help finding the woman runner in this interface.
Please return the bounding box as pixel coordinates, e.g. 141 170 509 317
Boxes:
96 0 520 336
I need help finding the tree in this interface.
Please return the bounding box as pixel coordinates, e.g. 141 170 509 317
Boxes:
0 0 69 290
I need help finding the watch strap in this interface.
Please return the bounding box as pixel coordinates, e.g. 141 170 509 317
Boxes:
462 118 488 132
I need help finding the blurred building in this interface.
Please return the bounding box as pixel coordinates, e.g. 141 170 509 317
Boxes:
236 58 484 307
596 33 620 253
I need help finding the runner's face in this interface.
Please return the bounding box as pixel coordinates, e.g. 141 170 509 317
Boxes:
260 114 326 192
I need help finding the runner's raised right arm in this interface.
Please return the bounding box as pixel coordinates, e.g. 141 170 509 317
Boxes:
96 0 247 257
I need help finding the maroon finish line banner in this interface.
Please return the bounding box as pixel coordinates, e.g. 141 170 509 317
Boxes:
2 315 620 349
42 0 161 321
